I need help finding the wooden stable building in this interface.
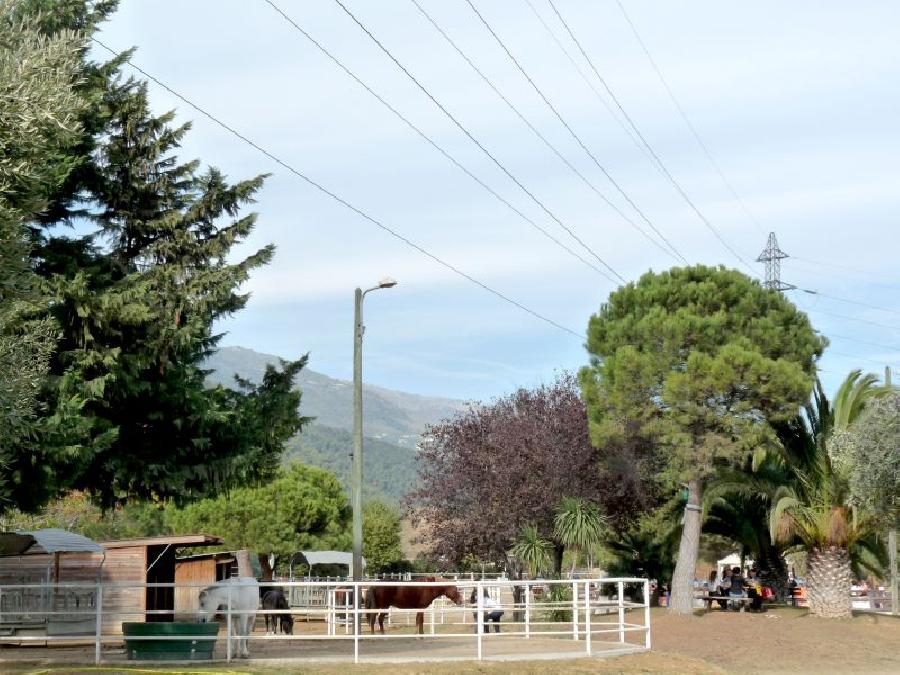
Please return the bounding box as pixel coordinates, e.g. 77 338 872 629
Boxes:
173 551 240 620
0 530 223 637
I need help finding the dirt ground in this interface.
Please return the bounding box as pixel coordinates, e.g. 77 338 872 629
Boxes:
3 607 899 674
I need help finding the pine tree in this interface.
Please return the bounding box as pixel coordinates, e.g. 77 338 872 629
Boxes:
7 0 307 512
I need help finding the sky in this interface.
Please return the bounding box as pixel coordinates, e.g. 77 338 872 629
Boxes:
97 0 900 401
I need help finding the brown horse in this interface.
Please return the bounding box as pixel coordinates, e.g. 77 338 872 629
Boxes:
365 577 462 634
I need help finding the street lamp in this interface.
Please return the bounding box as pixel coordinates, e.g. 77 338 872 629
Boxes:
352 277 397 581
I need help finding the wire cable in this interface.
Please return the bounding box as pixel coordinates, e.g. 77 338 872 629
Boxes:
792 287 900 318
328 0 626 283
545 0 756 274
464 0 687 264
803 308 900 334
614 0 767 237
261 0 608 280
524 0 651 164
89 36 586 340
408 0 682 263
825 333 900 354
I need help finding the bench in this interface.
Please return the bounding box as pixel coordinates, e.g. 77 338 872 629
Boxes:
697 594 755 611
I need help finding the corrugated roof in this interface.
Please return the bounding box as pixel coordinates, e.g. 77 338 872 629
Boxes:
100 534 223 549
1 528 105 555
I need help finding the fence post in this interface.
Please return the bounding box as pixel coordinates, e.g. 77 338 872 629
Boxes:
643 578 651 650
584 580 591 656
476 580 483 661
430 604 435 634
353 583 359 664
94 582 102 665
524 583 531 639
345 590 351 635
226 584 232 662
617 581 625 644
572 581 579 641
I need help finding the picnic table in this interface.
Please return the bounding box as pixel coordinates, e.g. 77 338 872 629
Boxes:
697 593 755 611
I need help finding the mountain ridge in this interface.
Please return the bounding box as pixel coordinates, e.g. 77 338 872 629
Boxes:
203 346 465 502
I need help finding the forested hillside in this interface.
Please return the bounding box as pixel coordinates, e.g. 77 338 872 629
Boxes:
204 346 464 502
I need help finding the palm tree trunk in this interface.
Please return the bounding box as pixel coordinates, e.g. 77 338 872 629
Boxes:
807 546 852 618
670 478 702 615
758 547 789 603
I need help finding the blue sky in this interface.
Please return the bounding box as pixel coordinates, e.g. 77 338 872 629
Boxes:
98 0 900 401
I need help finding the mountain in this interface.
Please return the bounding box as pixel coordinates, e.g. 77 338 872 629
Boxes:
204 346 465 502
204 346 464 447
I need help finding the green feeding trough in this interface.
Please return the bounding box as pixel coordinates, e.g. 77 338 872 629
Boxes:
122 622 219 660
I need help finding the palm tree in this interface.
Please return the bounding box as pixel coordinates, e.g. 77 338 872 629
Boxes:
708 371 887 616
769 371 886 618
553 498 605 575
508 523 553 578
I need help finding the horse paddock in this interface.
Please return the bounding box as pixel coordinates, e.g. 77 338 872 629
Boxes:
0 578 650 667
0 632 646 667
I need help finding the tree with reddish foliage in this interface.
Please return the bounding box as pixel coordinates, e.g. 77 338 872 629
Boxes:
407 373 604 574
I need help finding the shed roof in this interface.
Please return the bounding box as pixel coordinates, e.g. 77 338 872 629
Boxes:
0 529 104 556
100 534 223 549
296 550 364 569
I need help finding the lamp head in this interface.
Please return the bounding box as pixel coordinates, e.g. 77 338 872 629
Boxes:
377 277 398 289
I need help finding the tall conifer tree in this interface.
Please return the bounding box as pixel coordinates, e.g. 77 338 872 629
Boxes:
6 0 307 511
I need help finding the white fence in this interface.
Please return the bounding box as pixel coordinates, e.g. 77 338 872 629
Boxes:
0 577 651 665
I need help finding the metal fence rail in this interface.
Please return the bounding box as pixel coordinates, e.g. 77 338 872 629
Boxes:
0 577 651 665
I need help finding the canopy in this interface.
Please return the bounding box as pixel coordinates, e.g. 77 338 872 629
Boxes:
0 528 104 556
294 550 364 570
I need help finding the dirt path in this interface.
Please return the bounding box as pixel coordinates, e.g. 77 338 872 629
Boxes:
3 608 899 673
647 607 900 674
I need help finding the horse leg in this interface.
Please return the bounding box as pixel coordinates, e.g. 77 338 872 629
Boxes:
416 611 424 635
378 612 386 634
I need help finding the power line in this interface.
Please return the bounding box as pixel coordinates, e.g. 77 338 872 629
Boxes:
523 0 651 164
463 0 687 264
89 36 586 341
826 349 900 369
260 0 608 280
545 0 756 274
792 287 900 318
825 333 900 354
329 0 626 283
614 0 766 237
407 0 682 263
804 308 900 334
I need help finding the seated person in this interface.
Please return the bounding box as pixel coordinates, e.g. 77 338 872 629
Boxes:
717 568 732 609
728 567 745 609
746 568 763 611
705 570 719 609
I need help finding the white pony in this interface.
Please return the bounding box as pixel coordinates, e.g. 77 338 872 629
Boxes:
198 576 259 658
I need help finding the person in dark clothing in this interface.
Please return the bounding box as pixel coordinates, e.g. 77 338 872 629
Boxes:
746 568 764 611
470 588 504 633
728 567 745 611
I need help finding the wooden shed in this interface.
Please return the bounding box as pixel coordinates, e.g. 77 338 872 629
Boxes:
173 551 239 620
0 531 222 637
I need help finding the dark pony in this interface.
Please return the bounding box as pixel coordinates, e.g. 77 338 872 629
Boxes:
365 577 462 634
261 588 294 635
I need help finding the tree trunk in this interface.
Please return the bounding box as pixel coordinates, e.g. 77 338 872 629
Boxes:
669 478 702 615
807 546 852 618
235 549 254 578
758 547 789 603
258 553 274 582
552 543 565 578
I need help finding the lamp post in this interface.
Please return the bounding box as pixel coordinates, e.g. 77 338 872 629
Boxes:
352 277 397 581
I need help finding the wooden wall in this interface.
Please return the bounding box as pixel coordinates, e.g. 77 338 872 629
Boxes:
174 558 215 620
0 547 146 635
